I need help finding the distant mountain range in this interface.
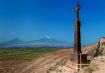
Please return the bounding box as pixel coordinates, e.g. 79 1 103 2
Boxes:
0 37 70 48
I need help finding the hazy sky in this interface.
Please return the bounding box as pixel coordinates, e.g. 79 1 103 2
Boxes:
0 0 105 45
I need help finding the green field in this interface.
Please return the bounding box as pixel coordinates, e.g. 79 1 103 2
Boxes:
0 48 59 61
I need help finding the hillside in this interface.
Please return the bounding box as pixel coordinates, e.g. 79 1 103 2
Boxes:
81 37 105 73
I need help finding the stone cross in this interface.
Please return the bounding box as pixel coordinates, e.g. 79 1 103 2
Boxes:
74 3 81 53
69 3 88 71
75 3 80 21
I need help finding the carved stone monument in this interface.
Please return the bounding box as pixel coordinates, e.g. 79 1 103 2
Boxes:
74 2 81 53
65 3 88 72
65 3 88 71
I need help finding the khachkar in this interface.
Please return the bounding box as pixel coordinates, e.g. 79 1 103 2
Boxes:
71 3 87 67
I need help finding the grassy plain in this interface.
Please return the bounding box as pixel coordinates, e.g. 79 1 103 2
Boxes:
0 48 59 61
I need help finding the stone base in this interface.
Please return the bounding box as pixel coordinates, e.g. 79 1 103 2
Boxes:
70 53 88 64
64 53 88 72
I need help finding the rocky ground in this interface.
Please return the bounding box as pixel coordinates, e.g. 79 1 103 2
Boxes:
82 56 105 73
81 37 105 73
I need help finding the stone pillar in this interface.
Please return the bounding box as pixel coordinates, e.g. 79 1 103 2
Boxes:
65 3 88 72
74 3 81 53
70 3 87 65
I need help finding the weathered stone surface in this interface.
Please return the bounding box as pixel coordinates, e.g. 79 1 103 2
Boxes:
96 37 105 55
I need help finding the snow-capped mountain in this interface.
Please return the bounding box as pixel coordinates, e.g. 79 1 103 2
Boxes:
0 37 70 48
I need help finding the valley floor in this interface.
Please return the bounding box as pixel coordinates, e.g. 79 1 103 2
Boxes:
0 49 72 73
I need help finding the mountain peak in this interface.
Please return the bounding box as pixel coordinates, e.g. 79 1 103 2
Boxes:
5 38 23 45
10 38 23 42
12 38 21 41
44 36 52 39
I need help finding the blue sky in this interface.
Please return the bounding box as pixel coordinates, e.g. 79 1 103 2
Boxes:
0 0 105 45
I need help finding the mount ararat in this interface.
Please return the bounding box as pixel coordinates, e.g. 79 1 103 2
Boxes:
0 37 70 48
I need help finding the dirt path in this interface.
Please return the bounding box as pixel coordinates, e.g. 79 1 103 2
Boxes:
14 49 72 73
